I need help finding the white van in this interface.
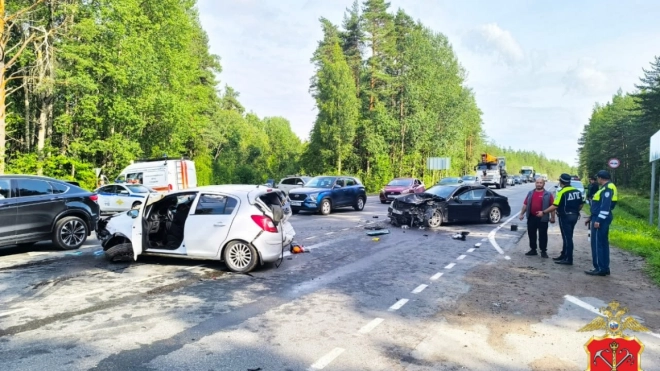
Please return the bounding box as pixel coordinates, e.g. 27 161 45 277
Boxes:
115 158 197 193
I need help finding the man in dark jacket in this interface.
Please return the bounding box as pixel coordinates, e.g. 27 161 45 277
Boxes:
586 176 599 204
519 178 555 257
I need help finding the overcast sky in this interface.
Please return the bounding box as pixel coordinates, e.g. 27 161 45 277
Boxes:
197 0 660 166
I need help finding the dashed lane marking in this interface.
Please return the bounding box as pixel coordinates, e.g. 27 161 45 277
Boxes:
308 347 346 370
388 299 409 311
325 232 335 235
467 248 475 253
358 318 384 334
305 236 317 240
457 255 466 260
505 256 511 260
341 228 349 231
444 263 456 269
430 272 443 280
411 284 428 294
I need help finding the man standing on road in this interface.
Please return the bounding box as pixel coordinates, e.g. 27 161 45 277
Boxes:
586 176 599 205
536 174 584 265
519 178 555 258
584 170 618 276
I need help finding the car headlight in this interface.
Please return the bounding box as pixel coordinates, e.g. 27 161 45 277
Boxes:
309 193 319 202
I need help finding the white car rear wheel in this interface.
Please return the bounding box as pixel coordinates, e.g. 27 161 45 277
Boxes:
224 241 259 273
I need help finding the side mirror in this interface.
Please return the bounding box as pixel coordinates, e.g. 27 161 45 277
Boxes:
119 190 129 195
128 209 139 219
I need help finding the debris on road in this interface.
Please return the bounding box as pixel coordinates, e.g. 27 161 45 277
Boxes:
366 229 390 236
511 224 518 231
372 237 380 241
452 231 470 241
372 216 379 219
364 224 385 230
290 243 305 254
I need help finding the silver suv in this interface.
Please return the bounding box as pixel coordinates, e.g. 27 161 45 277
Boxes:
277 176 311 195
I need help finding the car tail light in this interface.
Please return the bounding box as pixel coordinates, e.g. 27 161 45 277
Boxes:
168 184 173 191
89 194 99 202
251 215 278 233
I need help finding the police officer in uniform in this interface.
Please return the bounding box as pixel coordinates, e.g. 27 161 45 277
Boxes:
584 170 617 276
536 173 584 265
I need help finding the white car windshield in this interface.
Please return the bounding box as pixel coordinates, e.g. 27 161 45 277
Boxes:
305 177 336 188
126 185 151 194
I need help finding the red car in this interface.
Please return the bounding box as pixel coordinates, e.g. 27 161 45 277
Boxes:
379 178 426 204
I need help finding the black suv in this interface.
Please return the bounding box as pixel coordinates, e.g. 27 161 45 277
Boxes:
0 175 100 250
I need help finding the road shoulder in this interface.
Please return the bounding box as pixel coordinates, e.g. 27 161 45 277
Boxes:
406 214 660 370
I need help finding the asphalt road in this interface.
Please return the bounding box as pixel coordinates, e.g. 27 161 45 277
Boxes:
0 182 536 371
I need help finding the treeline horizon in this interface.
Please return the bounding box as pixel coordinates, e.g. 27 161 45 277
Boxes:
2 0 573 192
578 56 660 191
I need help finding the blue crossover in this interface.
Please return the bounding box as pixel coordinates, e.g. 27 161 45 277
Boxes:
288 176 367 215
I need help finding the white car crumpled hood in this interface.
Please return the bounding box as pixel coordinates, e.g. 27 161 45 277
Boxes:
103 212 134 238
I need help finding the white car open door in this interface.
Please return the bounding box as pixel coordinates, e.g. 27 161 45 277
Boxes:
131 192 165 260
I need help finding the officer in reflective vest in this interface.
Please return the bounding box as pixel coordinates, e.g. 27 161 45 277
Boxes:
536 173 584 265
584 170 618 276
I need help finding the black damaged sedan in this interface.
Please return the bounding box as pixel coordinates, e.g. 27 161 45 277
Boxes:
388 184 511 228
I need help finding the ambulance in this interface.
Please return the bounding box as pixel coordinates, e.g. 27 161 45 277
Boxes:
115 157 197 193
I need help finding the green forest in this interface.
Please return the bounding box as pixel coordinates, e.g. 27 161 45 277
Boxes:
578 57 660 191
2 0 573 192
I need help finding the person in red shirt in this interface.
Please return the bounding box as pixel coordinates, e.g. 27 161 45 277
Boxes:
519 178 556 257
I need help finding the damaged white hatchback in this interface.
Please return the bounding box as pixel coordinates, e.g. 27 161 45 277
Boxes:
96 185 295 273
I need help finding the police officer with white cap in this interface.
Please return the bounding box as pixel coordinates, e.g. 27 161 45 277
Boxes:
584 170 618 276
536 173 584 265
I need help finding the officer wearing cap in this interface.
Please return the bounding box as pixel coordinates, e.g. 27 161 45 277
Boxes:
536 173 584 265
584 170 618 276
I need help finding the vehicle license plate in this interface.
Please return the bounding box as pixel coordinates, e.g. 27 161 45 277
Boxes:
290 201 302 206
392 209 402 215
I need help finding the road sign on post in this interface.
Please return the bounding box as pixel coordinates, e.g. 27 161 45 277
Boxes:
94 167 102 178
426 157 451 170
607 158 620 169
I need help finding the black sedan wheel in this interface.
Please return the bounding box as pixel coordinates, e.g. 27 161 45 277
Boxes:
488 206 502 224
53 216 88 250
424 209 443 228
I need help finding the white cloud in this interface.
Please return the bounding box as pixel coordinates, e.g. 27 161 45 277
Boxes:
464 23 525 65
563 58 609 96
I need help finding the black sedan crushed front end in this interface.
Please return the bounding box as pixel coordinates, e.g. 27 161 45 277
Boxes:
388 194 445 227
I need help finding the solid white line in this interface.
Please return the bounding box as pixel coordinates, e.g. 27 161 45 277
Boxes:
457 255 466 260
134 274 162 283
389 298 409 311
305 236 317 240
325 232 335 235
467 248 476 253
358 318 384 334
0 308 28 318
309 347 345 370
564 295 660 340
430 272 443 280
411 284 428 294
444 263 456 269
488 212 520 254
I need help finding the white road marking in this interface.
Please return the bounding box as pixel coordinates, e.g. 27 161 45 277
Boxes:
358 318 384 334
184 264 205 270
564 295 660 340
388 298 409 311
309 347 346 370
444 263 456 269
457 255 466 260
27 251 50 256
467 248 475 253
134 274 162 283
356 225 363 228
411 284 428 294
0 308 28 318
505 256 511 260
341 228 349 231
481 238 488 242
325 232 335 235
488 212 520 254
475 243 482 247
430 272 443 280
305 236 317 240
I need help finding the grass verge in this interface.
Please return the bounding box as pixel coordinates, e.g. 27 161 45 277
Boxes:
603 190 660 284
